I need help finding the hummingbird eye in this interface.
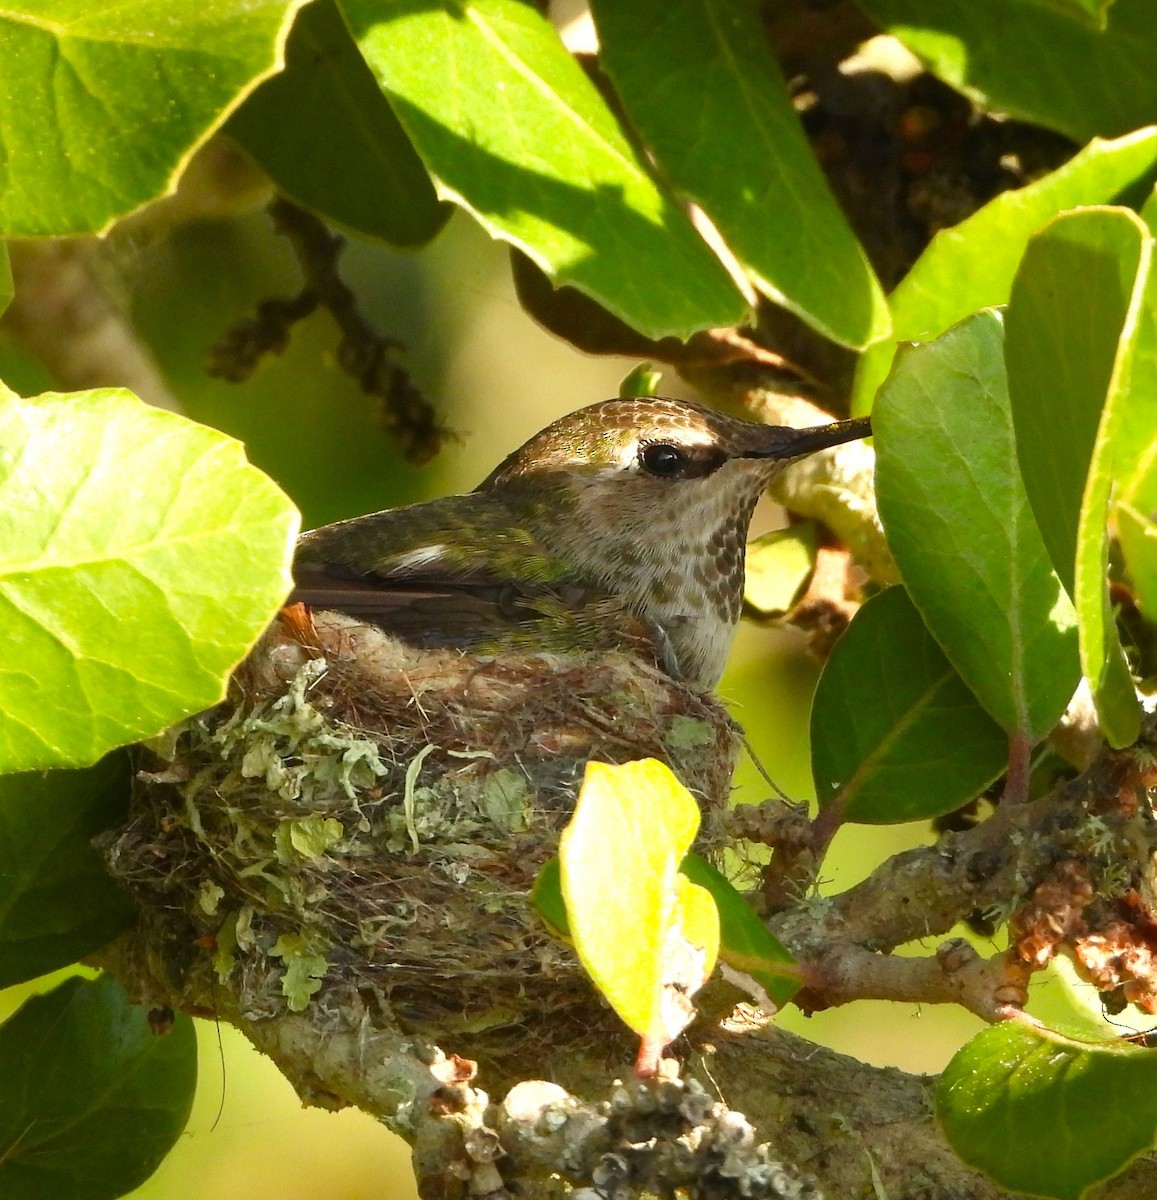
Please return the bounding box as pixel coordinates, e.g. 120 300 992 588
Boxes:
639 442 687 477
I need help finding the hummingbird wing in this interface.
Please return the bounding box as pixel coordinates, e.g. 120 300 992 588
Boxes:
291 492 625 651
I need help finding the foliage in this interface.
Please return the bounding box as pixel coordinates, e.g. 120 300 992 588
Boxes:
559 759 720 1073
3 1 1157 1197
0 389 298 773
938 1022 1157 1200
0 975 197 1200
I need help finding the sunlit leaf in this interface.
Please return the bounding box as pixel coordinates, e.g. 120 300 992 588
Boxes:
560 760 717 1044
591 0 888 348
853 129 1157 414
340 0 746 338
0 0 308 235
1118 500 1157 622
1114 192 1157 628
535 851 798 1009
0 389 299 772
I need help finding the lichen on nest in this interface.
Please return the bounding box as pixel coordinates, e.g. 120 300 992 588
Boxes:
100 610 741 1061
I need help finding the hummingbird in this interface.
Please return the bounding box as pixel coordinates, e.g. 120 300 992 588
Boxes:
292 397 870 690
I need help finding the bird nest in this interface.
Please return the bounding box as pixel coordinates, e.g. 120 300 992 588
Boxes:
99 610 742 1073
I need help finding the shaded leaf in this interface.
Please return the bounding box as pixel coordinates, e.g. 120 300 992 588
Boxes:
227 0 450 246
1006 207 1146 747
856 0 1157 143
1024 0 1116 28
340 0 746 338
0 0 308 235
0 755 135 989
873 310 1080 741
938 1020 1157 1200
811 587 1007 823
531 856 570 941
0 389 299 772
0 975 197 1200
591 0 888 348
853 128 1157 414
0 245 10 317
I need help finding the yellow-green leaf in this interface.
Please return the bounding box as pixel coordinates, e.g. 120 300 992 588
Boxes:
559 759 715 1044
0 389 299 772
743 523 818 617
679 852 799 1009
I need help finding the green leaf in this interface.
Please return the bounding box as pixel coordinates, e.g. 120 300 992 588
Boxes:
590 0 888 349
1118 500 1157 622
810 587 1007 823
340 0 746 339
560 759 718 1044
0 1 308 236
227 0 449 246
937 1020 1157 1200
1006 208 1147 747
1113 194 1157 629
537 852 800 1010
855 0 1157 143
531 856 570 941
873 310 1080 742
1006 209 1143 597
0 755 135 989
743 523 818 617
678 853 799 1010
0 245 11 318
852 129 1157 415
1121 192 1157 496
618 362 664 398
1023 0 1116 28
0 389 299 773
0 974 197 1200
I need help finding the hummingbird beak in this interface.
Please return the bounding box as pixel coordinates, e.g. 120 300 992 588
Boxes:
743 415 872 461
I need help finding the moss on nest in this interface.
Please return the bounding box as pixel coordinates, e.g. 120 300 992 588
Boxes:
100 610 741 1067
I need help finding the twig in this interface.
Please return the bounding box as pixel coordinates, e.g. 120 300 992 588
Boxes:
208 196 450 465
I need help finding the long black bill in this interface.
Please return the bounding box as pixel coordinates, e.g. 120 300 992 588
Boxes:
745 415 872 461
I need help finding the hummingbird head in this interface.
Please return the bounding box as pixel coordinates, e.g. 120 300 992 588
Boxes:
479 397 870 687
481 396 864 488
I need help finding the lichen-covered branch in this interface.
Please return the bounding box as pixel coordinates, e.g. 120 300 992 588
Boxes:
92 609 1157 1198
749 724 1157 1023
